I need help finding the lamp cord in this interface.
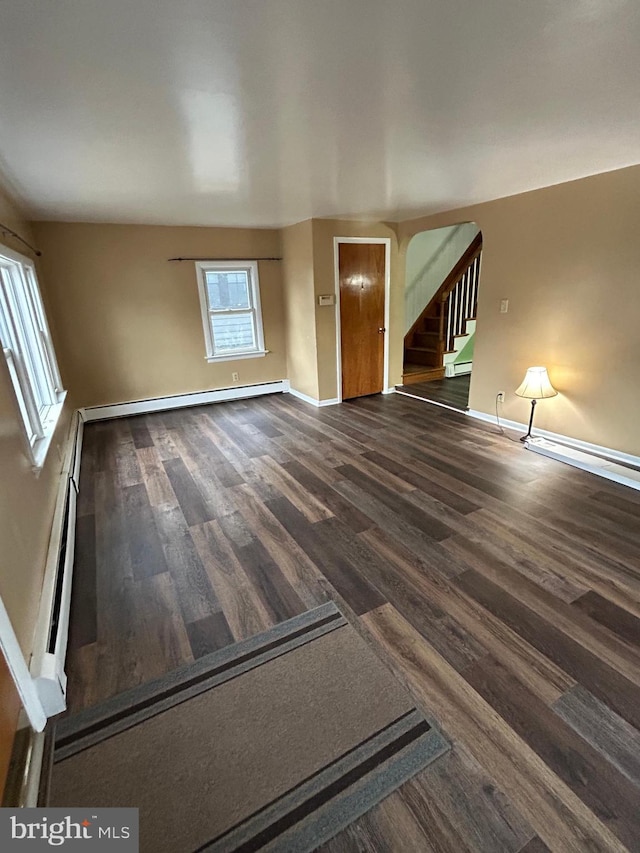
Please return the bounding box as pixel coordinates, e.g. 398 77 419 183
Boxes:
495 397 521 442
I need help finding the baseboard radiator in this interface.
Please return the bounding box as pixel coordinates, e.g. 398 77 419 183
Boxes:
29 412 84 718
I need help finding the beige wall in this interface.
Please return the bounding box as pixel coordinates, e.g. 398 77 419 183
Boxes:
281 220 318 399
0 654 19 800
32 222 287 408
0 185 72 788
405 223 480 333
311 219 401 401
398 164 640 456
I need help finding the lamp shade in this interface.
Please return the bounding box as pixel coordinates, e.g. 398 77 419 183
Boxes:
515 366 558 399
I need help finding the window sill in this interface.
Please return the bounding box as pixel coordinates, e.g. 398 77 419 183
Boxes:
30 392 67 474
205 350 269 364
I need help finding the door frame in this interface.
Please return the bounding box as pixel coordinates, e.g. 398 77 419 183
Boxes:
333 237 392 403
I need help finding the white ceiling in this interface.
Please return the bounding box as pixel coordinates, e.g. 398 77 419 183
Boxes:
1 0 639 228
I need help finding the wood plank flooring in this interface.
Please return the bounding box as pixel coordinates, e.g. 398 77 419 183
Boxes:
67 392 640 852
396 374 471 411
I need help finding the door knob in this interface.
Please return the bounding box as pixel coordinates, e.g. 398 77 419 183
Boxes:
378 328 386 333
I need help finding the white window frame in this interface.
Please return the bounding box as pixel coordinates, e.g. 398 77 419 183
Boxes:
195 260 267 362
0 243 66 470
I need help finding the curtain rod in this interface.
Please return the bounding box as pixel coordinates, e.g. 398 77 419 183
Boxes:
0 222 42 257
168 256 282 262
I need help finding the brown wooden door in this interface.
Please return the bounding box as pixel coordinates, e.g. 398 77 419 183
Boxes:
338 243 386 400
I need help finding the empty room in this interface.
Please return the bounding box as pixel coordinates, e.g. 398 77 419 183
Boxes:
1 2 639 851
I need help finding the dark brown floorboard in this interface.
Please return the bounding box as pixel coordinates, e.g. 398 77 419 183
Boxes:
572 590 640 648
67 514 97 650
66 392 640 852
185 611 235 658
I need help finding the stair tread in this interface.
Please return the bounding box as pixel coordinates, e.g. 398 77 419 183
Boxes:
400 365 446 385
403 365 441 373
407 346 439 353
403 363 432 373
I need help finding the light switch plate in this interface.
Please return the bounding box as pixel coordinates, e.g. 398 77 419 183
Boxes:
318 294 335 306
500 299 509 313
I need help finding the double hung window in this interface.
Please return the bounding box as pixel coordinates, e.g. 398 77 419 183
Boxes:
195 261 266 362
0 244 65 467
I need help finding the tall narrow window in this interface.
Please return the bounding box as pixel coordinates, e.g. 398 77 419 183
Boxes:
195 261 266 361
0 244 65 468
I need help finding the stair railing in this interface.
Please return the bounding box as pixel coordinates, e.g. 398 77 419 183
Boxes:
405 232 482 352
441 248 482 351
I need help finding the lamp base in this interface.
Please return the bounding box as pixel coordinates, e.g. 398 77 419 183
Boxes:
520 398 537 442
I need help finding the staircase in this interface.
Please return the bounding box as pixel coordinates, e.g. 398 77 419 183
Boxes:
402 233 482 384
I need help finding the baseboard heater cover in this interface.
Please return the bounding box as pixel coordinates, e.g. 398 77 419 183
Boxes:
81 380 289 422
526 437 640 492
32 482 77 716
467 409 640 491
444 361 472 377
29 413 82 718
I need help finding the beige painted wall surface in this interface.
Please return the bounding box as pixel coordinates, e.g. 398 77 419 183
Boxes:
0 186 72 785
281 220 319 400
398 164 640 456
405 222 479 333
32 222 287 408
311 220 401 401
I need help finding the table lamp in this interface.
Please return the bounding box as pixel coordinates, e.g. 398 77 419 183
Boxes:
515 366 557 441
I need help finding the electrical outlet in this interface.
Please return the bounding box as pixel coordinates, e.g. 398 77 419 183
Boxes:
497 392 505 403
232 372 239 382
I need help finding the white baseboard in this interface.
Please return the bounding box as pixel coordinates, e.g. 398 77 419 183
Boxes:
287 386 340 407
288 387 395 405
81 380 288 422
73 411 84 487
395 389 466 413
466 409 528 434
22 730 46 807
467 409 640 467
467 408 640 488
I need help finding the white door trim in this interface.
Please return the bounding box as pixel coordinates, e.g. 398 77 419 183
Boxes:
333 237 392 403
0 597 47 732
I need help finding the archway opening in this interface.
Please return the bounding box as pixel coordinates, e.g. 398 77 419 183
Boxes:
398 222 482 412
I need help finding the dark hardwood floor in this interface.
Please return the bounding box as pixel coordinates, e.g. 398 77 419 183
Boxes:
68 391 640 852
396 374 471 411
